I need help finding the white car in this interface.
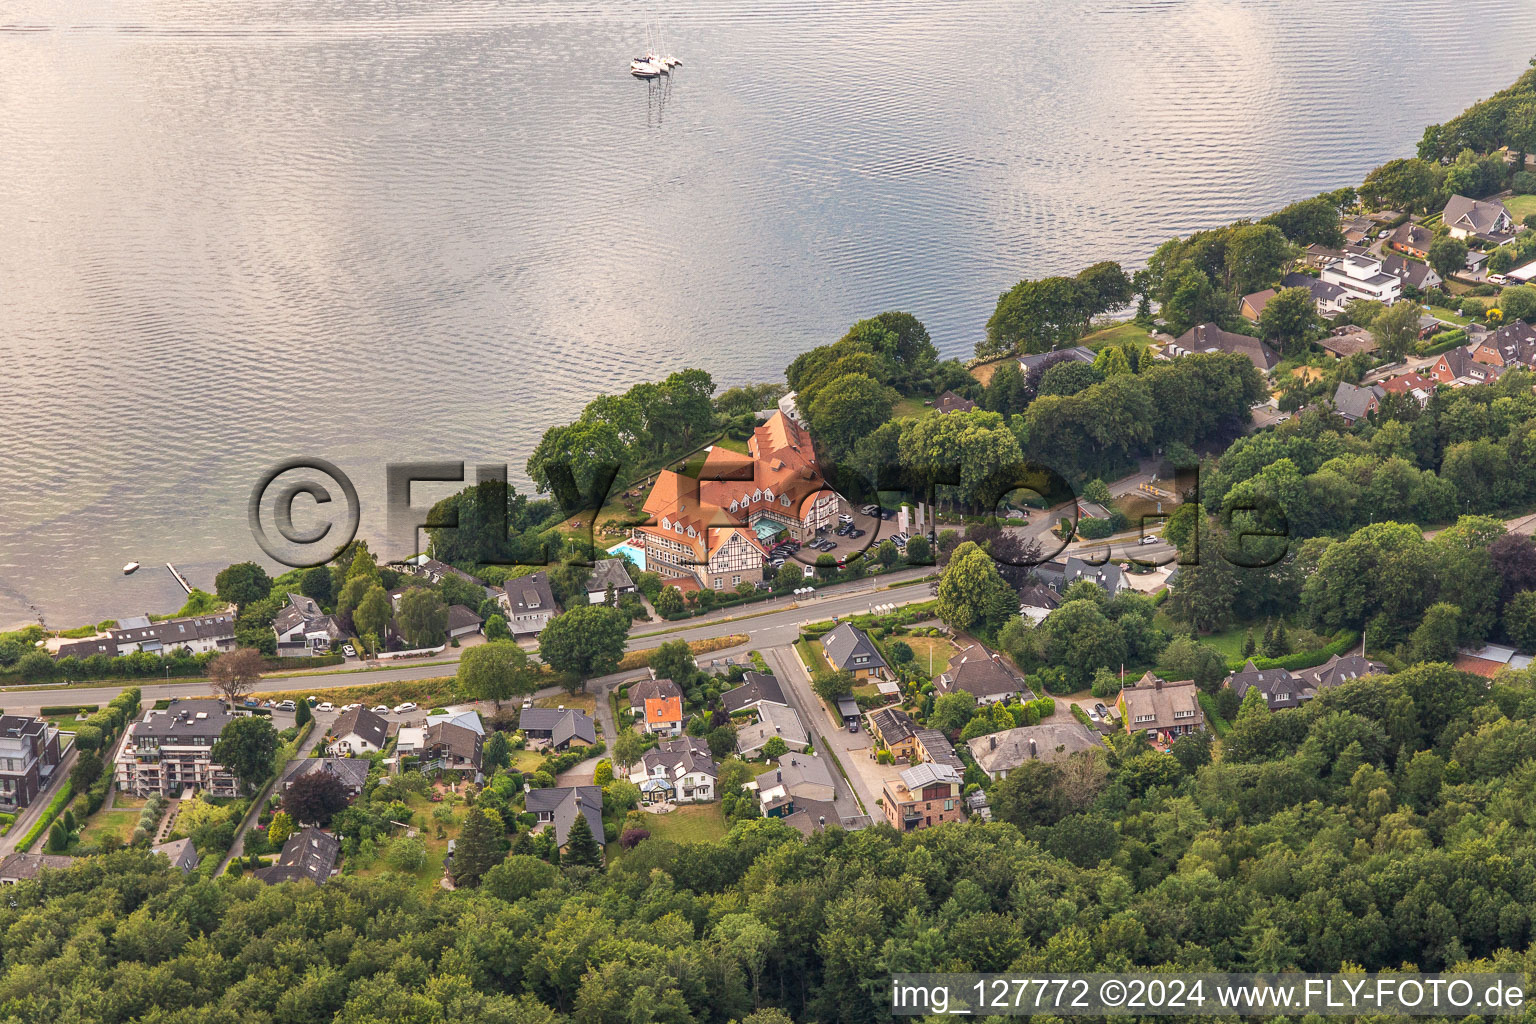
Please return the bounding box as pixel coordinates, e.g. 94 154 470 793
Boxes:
341 644 356 657
340 703 361 713
370 705 390 714
1139 534 1161 545
276 699 296 711
393 702 418 715
315 702 334 713
1490 274 1511 286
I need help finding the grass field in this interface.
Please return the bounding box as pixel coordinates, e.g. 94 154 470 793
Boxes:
74 808 139 849
1428 305 1474 326
794 638 832 675
1504 193 1536 223
1079 322 1153 351
892 396 934 419
900 635 957 678
617 634 750 672
637 803 729 845
535 693 595 715
348 790 459 890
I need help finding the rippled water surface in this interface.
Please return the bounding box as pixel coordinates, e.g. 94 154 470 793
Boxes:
3 0 1535 626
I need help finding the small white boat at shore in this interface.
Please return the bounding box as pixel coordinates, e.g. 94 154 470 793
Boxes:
122 561 140 575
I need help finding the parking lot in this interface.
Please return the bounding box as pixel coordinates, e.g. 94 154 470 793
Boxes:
765 501 926 576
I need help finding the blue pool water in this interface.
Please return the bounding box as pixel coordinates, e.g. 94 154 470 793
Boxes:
607 541 647 573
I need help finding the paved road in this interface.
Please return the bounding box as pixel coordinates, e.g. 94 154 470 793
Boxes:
0 746 76 855
761 645 876 818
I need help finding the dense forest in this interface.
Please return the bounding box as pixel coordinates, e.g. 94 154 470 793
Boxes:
6 661 1536 1023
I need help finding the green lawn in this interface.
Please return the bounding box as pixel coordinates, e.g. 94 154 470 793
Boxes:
1428 305 1473 326
637 804 729 845
794 638 832 675
1079 322 1153 351
891 396 934 419
1154 613 1255 663
1503 193 1536 223
74 808 139 849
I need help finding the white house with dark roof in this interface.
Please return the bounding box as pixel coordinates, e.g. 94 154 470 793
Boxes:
735 702 810 758
629 736 718 803
936 645 1032 705
444 604 483 639
1443 194 1515 245
272 594 345 657
152 838 199 874
499 572 559 636
721 671 789 713
586 558 638 604
820 622 890 680
328 706 390 755
59 612 237 662
1321 254 1402 304
526 785 605 850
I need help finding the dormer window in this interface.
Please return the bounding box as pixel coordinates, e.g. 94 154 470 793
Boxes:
730 500 739 512
763 489 773 501
752 489 762 502
661 517 670 530
780 495 791 507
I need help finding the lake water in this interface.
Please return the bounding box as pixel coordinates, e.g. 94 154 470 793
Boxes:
3 0 1535 628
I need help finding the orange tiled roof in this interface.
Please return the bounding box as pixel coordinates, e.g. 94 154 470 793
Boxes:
1453 655 1503 678
647 696 683 723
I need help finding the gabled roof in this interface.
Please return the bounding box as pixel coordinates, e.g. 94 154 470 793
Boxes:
518 707 596 746
735 702 809 755
1120 674 1204 731
1381 254 1439 290
645 696 684 726
769 753 836 795
1444 194 1513 238
524 786 605 848
1172 324 1280 371
254 827 340 885
1241 288 1278 317
1389 221 1435 251
1226 660 1306 706
1280 272 1349 305
628 677 684 709
868 707 918 744
587 558 636 593
0 853 73 880
281 757 371 791
967 722 1102 775
936 390 977 414
820 622 888 672
937 647 1029 700
721 671 788 712
330 707 389 748
504 572 557 615
424 721 482 765
152 837 199 874
1316 325 1378 358
445 604 483 632
638 737 718 780
1297 653 1385 690
1332 381 1384 422
272 593 341 639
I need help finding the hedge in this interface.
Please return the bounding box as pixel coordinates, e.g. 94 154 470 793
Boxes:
1197 693 1233 737
15 779 74 852
265 653 345 671
39 705 98 717
1241 632 1361 672
1069 703 1094 728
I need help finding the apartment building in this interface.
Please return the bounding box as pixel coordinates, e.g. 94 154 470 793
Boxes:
0 717 62 810
115 699 242 797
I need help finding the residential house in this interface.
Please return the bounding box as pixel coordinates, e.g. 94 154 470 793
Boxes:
777 391 808 427
0 716 61 810
820 622 890 680
1382 254 1442 293
967 721 1103 781
254 827 341 885
273 594 344 657
627 678 685 736
1315 325 1379 359
0 853 73 884
1379 372 1436 406
1443 194 1516 245
1341 213 1375 245
634 411 835 590
1431 344 1507 388
752 753 836 816
1019 346 1094 374
721 671 789 714
1321 254 1403 304
518 706 596 750
1303 243 1349 268
115 699 241 797
1454 643 1535 677
913 728 965 772
881 762 965 832
1118 673 1204 742
629 736 717 804
59 612 238 662
279 757 370 799
1225 660 1307 710
735 701 810 758
526 786 605 851
780 798 871 836
445 604 483 640
152 838 199 874
1296 653 1384 693
328 707 390 755
936 390 977 414
1331 381 1384 425
499 571 559 636
1466 321 1536 369
868 707 921 761
1280 272 1351 316
415 721 483 777
1169 324 1280 372
1417 314 1443 341
1035 556 1130 598
1240 288 1278 321
935 645 1032 705
1388 221 1435 260
396 555 490 593
585 558 638 604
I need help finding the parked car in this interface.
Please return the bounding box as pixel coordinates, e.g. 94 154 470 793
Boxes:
1094 702 1110 719
393 702 418 715
770 557 786 567
860 504 879 515
1139 534 1160 545
848 719 859 733
277 700 296 711
341 703 361 713
316 702 334 713
838 512 853 524
880 507 896 520
341 644 356 657
262 699 276 708
848 528 865 538
1088 707 1102 721
1490 273 1511 286
370 705 390 714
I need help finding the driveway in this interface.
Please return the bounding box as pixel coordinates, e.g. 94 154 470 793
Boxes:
216 711 333 875
760 645 877 818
